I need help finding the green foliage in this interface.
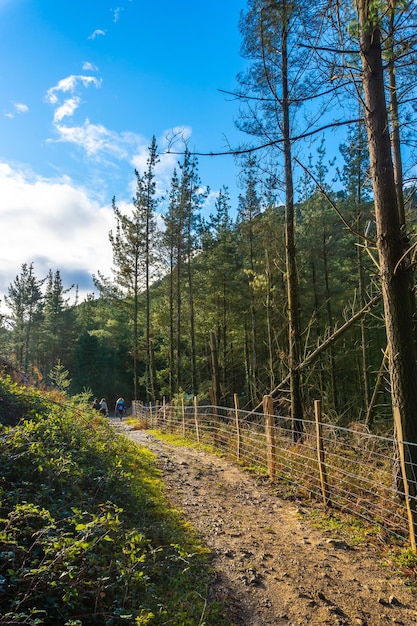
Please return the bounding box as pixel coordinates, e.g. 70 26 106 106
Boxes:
0 378 228 625
0 376 51 426
48 358 71 392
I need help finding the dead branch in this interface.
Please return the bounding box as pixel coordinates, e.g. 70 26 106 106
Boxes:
248 292 383 416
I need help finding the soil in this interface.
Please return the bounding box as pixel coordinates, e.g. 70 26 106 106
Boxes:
119 424 417 626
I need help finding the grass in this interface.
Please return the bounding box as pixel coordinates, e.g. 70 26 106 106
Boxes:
0 377 230 626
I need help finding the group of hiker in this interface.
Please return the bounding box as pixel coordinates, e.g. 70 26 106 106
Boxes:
91 396 126 419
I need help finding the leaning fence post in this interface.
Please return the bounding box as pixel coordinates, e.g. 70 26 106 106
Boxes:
263 395 276 480
234 393 241 461
393 407 417 552
194 396 200 443
315 400 331 507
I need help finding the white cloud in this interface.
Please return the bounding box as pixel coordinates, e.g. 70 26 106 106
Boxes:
45 75 104 149
46 75 101 105
0 163 114 302
15 103 29 113
88 29 106 40
82 61 99 72
4 102 29 118
112 7 122 22
51 119 145 161
54 97 81 123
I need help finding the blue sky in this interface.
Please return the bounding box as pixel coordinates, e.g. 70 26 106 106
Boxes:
0 0 247 304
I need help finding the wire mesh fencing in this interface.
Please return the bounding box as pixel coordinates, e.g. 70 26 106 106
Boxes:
131 398 417 550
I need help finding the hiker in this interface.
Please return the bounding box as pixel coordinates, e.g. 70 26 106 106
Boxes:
92 398 101 412
99 398 109 416
115 397 125 420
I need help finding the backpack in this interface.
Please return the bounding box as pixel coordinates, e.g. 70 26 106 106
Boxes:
117 402 124 411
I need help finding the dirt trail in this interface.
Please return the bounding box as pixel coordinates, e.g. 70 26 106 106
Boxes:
121 425 417 625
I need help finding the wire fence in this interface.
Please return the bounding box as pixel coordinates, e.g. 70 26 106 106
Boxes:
132 397 417 551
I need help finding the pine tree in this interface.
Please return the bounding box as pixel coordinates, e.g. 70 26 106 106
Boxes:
41 269 74 381
237 156 262 405
5 263 43 373
133 136 160 402
200 187 242 402
99 139 159 401
236 0 316 433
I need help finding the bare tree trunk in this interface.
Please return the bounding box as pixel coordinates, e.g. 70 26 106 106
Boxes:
176 238 182 391
282 3 303 440
358 240 371 411
221 283 227 403
209 330 221 406
387 7 405 227
358 2 417 503
249 227 258 404
365 346 389 427
133 260 139 402
169 250 175 398
323 230 338 411
265 249 276 391
187 254 197 395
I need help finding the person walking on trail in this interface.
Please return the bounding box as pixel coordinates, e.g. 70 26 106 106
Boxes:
115 397 125 420
92 398 101 412
99 398 109 416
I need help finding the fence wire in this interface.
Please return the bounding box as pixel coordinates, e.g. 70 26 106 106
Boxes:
132 401 417 547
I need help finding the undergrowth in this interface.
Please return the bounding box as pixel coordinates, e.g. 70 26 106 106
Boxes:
0 377 228 625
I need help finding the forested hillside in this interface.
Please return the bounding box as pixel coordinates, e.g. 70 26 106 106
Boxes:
0 171 400 424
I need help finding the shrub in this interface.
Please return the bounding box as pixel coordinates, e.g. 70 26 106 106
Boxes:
0 378 227 625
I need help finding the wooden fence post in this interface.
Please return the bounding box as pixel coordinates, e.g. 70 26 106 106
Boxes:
194 396 200 443
234 393 241 461
263 395 276 480
393 407 417 552
315 400 331 507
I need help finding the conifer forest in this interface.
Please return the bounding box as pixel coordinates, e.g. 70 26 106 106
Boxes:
2 0 417 446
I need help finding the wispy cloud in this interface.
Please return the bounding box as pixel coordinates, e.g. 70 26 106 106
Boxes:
82 61 99 72
112 7 122 22
45 75 102 127
53 97 80 123
88 29 106 40
46 75 101 105
52 120 146 162
15 103 29 113
4 102 29 118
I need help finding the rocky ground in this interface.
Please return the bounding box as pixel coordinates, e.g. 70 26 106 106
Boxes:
118 423 417 625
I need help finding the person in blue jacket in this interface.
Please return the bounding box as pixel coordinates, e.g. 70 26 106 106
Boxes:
115 397 125 420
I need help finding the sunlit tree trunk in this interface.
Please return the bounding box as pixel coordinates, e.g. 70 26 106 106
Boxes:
281 1 303 440
358 0 417 496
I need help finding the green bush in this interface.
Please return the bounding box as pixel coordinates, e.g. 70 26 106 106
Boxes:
0 377 227 625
